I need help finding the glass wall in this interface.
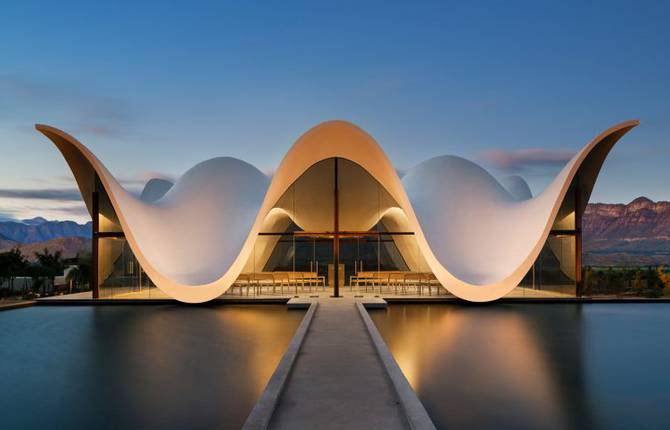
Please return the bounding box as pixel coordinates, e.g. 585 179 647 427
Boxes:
338 159 444 295
94 178 162 299
233 159 334 296
96 176 123 233
516 235 577 297
98 237 158 298
231 157 445 296
511 184 579 298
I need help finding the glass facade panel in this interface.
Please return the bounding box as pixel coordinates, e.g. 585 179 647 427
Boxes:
94 178 161 299
233 157 441 296
515 234 577 297
96 177 123 233
98 237 158 298
341 236 380 292
233 234 335 296
338 159 398 231
552 185 576 230
273 159 335 233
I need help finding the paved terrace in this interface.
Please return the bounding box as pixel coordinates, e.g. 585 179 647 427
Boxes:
38 285 574 301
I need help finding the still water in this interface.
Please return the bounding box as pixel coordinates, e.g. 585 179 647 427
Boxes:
0 305 304 430
370 303 670 430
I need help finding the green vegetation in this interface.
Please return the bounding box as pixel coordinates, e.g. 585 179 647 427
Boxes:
0 248 91 300
0 249 28 294
583 266 670 298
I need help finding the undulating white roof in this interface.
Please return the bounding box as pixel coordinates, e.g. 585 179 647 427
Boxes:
36 120 638 303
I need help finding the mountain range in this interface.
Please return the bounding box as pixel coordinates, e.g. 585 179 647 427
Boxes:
0 217 91 243
583 197 670 266
0 236 91 262
0 217 91 261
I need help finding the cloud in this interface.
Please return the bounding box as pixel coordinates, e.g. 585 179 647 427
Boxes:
479 148 574 172
0 173 175 222
9 170 177 203
0 202 89 223
259 166 276 178
12 204 88 216
0 74 133 138
49 172 172 189
0 188 82 201
0 212 17 222
115 171 177 193
138 170 176 183
41 205 89 217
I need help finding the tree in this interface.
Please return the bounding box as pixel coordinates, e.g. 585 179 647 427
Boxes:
657 266 670 297
33 248 64 296
582 266 593 296
632 270 643 294
644 266 663 298
0 249 28 297
602 266 620 295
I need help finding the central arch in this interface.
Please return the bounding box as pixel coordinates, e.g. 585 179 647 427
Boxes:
241 155 431 297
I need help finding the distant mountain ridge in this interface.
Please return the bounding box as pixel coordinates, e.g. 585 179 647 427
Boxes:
21 216 50 226
0 218 92 244
0 236 90 261
583 197 670 265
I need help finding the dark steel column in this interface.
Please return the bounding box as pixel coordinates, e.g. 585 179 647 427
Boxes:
91 189 99 299
333 158 340 297
575 186 583 297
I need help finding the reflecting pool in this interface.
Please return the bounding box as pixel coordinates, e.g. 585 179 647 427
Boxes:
0 305 304 430
369 303 670 430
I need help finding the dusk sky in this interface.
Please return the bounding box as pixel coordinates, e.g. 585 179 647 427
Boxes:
1 1 668 223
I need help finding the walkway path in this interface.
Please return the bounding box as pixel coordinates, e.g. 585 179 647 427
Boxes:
269 296 407 429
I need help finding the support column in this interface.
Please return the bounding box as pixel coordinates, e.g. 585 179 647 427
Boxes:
91 189 99 299
333 158 340 297
575 186 583 297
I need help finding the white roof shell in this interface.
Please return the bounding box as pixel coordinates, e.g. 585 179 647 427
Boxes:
37 120 638 303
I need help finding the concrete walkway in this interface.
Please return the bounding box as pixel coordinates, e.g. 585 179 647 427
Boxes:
269 297 407 429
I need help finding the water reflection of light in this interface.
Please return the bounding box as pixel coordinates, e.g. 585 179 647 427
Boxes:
372 305 569 429
124 306 302 397
379 305 460 390
83 305 304 429
214 306 304 396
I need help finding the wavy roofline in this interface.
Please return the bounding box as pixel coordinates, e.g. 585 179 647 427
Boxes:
36 119 639 302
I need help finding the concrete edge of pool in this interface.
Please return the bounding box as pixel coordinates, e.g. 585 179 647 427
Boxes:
384 297 670 304
32 297 291 306
0 300 36 311
24 296 670 309
357 302 437 430
243 302 319 430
